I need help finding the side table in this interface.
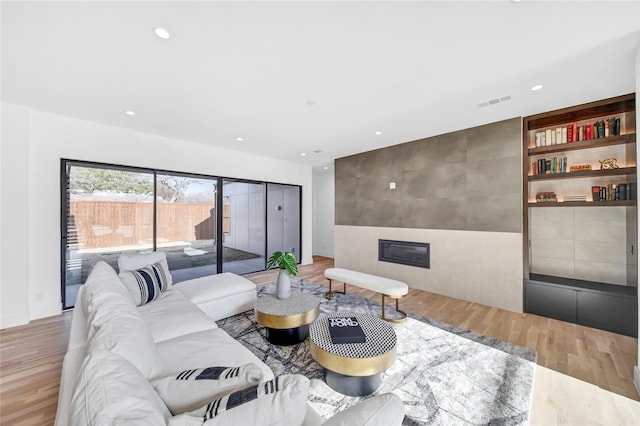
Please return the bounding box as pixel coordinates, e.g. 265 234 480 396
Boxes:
255 291 321 345
309 312 397 396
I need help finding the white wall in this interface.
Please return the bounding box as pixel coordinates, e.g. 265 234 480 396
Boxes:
1 103 30 327
312 168 335 258
0 102 313 328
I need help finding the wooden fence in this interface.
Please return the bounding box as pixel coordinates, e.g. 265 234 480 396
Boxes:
69 201 216 249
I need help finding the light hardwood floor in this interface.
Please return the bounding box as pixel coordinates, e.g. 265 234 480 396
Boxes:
1 256 638 425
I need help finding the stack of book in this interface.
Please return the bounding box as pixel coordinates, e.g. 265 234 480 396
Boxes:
564 195 587 202
534 117 622 147
592 183 636 201
532 157 568 175
535 192 557 203
328 316 366 344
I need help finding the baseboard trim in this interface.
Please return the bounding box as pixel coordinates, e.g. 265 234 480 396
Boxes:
634 366 640 397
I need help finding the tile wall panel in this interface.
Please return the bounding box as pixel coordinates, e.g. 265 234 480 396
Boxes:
335 117 521 233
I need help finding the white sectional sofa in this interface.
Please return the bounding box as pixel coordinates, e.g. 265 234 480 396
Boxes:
55 253 405 426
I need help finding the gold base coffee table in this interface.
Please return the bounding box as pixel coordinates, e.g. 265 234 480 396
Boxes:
255 292 321 345
309 312 397 396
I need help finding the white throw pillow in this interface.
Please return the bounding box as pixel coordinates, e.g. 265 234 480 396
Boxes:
152 363 266 415
118 251 173 286
168 375 310 426
87 305 159 379
70 350 170 426
119 261 171 306
322 393 406 426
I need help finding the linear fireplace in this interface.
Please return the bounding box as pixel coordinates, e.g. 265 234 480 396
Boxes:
378 239 430 269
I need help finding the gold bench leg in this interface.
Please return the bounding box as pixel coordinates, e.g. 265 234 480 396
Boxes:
381 294 407 323
325 279 346 300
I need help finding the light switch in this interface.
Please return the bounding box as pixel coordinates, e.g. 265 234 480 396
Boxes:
389 182 396 189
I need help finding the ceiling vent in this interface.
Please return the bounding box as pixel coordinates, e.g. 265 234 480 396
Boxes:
478 95 512 108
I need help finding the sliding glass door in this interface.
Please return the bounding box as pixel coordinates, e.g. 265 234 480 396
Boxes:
63 163 154 307
267 183 301 262
221 180 266 274
156 173 218 282
62 160 302 309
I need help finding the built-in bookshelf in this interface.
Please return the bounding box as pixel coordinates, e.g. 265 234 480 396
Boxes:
525 94 636 207
522 93 638 337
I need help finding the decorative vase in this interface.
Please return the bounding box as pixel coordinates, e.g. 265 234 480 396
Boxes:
277 268 291 300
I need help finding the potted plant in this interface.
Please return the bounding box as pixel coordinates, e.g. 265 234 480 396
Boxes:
266 251 298 299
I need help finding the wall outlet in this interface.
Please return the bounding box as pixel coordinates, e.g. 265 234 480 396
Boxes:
34 292 43 302
389 182 396 190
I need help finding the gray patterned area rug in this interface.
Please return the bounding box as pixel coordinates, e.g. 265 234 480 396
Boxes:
216 279 536 425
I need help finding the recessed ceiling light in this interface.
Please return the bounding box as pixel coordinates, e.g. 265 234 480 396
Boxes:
237 137 243 142
154 27 171 40
301 153 307 156
531 84 543 91
323 166 329 170
125 110 135 116
511 0 523 3
375 131 382 135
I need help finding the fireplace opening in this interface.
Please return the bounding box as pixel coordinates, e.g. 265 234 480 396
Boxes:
378 239 430 269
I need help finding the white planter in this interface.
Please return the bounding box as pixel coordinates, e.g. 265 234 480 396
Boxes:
277 269 291 299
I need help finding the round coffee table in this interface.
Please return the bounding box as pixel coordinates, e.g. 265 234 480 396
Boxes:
309 312 397 396
255 292 321 345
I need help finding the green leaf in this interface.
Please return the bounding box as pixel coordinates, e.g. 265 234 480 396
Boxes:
266 251 298 276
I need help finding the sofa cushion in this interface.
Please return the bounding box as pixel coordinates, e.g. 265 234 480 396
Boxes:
87 304 159 379
137 290 218 343
70 350 170 426
152 363 266 415
81 261 135 318
118 251 173 286
168 375 309 426
322 393 406 426
155 328 273 381
119 261 171 306
175 273 256 304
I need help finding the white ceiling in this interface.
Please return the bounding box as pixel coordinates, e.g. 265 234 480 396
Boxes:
2 1 639 170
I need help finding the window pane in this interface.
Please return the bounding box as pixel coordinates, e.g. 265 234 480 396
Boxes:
156 173 218 282
266 183 301 262
64 165 154 308
222 180 266 274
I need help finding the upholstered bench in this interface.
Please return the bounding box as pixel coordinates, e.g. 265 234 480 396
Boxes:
324 268 408 322
175 272 257 321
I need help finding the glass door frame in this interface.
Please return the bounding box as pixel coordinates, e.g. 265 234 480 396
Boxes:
60 158 303 309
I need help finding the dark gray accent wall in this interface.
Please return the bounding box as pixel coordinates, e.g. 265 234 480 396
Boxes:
335 117 522 233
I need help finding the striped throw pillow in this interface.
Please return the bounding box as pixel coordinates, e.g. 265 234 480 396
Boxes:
119 261 170 306
152 364 266 415
167 375 309 426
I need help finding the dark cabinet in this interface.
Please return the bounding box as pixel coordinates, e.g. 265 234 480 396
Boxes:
524 274 637 337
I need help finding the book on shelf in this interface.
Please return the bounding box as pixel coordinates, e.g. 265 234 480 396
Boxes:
328 316 366 344
567 124 574 142
564 195 587 202
591 182 635 202
531 156 568 175
592 186 601 202
619 183 627 200
533 115 625 149
535 192 557 203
